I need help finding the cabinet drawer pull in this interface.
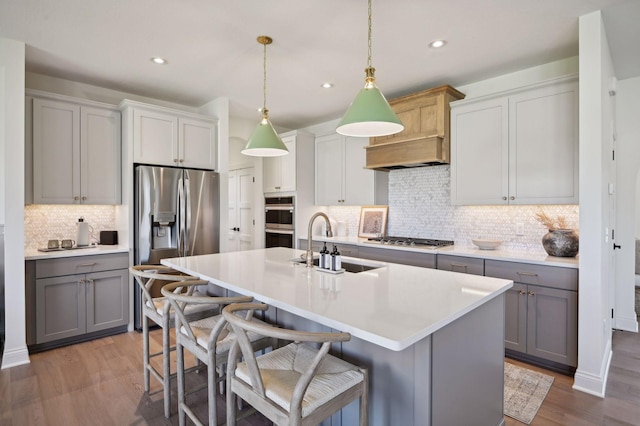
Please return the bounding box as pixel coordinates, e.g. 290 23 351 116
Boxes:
450 262 468 271
77 262 97 267
516 271 538 277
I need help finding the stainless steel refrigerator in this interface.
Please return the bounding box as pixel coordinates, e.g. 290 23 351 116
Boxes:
134 165 219 329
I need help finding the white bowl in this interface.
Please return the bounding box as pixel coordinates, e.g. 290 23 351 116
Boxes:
472 239 503 250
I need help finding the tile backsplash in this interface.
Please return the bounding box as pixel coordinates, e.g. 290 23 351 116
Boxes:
24 205 118 251
328 165 578 253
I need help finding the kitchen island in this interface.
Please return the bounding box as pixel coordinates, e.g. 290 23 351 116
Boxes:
162 247 513 426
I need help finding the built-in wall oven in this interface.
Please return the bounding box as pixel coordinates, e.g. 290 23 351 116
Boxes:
265 196 295 248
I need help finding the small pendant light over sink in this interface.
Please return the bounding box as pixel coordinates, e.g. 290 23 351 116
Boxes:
242 35 289 157
336 0 403 137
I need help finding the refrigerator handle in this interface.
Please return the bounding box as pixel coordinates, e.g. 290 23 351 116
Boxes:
185 177 192 255
178 177 185 256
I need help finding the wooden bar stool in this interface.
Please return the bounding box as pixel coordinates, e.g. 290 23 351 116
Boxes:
161 281 275 425
223 303 369 426
129 265 212 418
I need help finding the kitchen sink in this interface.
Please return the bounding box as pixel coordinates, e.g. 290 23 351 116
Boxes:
291 257 383 273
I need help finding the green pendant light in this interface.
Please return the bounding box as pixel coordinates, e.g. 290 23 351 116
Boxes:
336 0 404 137
242 36 289 157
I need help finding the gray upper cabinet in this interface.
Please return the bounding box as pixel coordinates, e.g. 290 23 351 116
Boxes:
31 95 122 205
451 76 578 205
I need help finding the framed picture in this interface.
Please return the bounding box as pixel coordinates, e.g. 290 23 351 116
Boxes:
358 205 388 238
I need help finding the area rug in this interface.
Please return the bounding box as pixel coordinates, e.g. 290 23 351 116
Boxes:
504 362 554 424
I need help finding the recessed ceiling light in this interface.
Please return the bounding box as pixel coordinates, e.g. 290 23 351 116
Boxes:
151 57 167 65
321 82 334 89
429 40 446 49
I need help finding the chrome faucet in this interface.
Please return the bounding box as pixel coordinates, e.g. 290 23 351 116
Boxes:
307 212 333 268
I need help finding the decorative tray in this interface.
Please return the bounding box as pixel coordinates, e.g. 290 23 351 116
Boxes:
37 246 95 252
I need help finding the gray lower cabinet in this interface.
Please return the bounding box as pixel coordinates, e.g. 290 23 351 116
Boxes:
32 253 129 346
298 239 359 258
358 245 436 268
298 239 437 268
485 259 578 369
436 254 484 275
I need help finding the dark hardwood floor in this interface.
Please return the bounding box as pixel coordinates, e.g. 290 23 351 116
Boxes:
1 326 639 425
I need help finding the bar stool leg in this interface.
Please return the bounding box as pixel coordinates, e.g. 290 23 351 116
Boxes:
177 341 186 426
143 314 150 393
208 352 217 426
162 315 171 418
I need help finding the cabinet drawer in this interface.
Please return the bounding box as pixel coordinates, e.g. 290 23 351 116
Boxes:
36 253 129 279
359 246 436 269
437 255 484 276
485 260 577 291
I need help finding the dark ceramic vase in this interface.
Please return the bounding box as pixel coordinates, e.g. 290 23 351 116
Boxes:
542 229 579 257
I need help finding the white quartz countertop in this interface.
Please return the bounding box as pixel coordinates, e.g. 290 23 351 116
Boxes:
306 235 579 268
162 247 512 351
25 244 129 260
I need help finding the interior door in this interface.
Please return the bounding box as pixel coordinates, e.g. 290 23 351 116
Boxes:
237 168 255 251
228 170 240 252
228 168 255 252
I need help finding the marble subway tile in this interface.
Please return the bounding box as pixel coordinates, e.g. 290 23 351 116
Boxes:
327 165 579 253
24 205 117 251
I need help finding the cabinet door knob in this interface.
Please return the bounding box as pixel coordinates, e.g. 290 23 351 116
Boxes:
74 196 80 201
528 291 535 296
519 290 527 295
502 196 507 200
510 196 515 200
179 159 184 163
173 158 178 162
81 196 87 201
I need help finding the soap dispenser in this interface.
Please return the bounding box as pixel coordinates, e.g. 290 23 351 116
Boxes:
76 217 90 247
320 242 329 269
330 245 341 271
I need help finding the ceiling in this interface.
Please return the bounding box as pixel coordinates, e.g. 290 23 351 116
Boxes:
1 0 638 130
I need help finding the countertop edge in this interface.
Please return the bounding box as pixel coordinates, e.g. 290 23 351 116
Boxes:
25 245 130 260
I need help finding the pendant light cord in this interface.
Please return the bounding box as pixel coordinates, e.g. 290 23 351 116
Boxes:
263 40 267 114
367 0 372 68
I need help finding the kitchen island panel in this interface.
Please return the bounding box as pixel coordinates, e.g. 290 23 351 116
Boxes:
162 248 511 425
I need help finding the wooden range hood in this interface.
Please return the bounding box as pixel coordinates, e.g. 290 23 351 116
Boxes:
365 85 465 171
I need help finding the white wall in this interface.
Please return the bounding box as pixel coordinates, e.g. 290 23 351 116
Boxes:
1 37 28 368
615 76 640 330
573 11 615 397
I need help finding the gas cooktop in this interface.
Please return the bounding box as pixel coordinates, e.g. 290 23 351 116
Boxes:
365 236 454 248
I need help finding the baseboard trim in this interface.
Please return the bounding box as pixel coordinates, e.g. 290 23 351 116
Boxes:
572 342 612 398
614 315 639 333
1 346 31 369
